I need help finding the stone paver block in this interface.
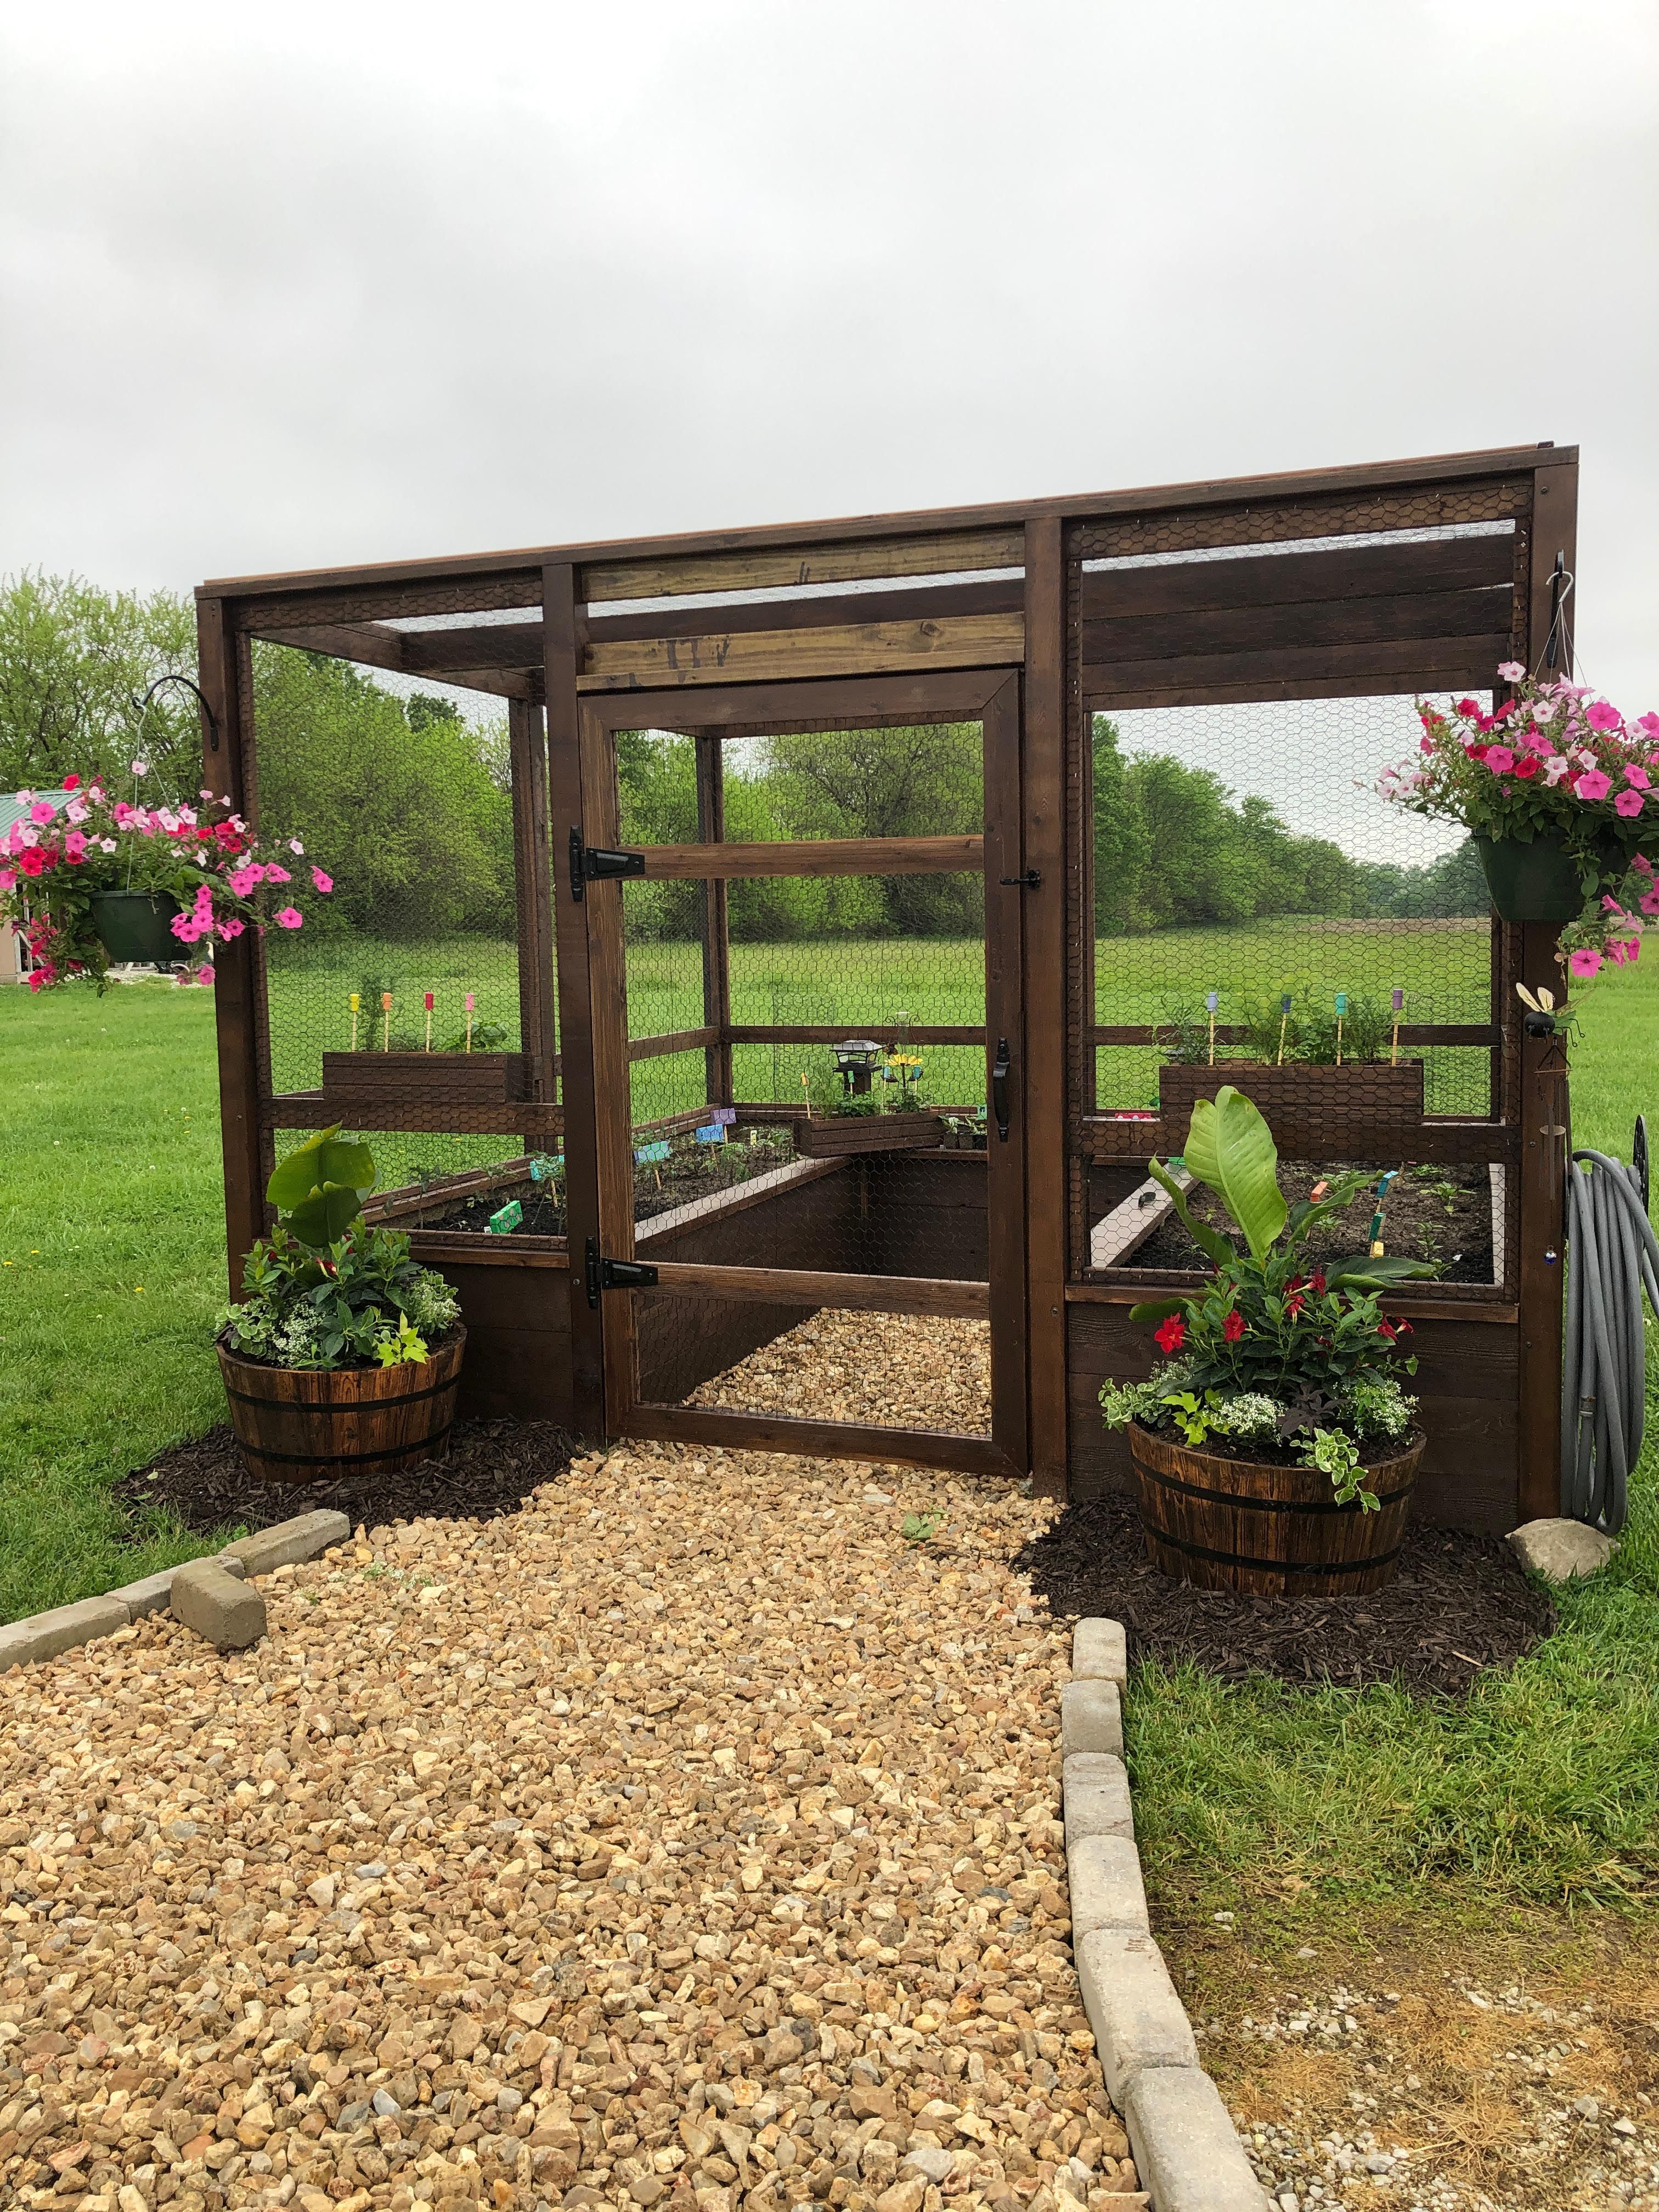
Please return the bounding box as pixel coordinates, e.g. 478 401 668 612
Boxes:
1508 1517 1617 1582
0 1594 131 1672
222 1509 352 1578
1076 1927 1199 2103
171 1559 268 1652
1060 1676 1123 1758
1125 2064 1268 2210
108 1570 180 1620
1072 1616 1127 1684
1063 1752 1134 1844
1066 1831 1149 1937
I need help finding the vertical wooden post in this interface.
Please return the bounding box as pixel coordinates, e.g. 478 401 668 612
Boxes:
197 596 264 1295
1023 518 1070 1496
695 734 734 1107
983 674 1030 1475
509 697 558 1149
543 565 607 1438
1514 454 1579 1521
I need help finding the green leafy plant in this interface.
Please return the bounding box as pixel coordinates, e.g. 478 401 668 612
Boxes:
1104 1086 1435 1508
1155 998 1216 1066
218 1128 459 1371
901 1506 945 1547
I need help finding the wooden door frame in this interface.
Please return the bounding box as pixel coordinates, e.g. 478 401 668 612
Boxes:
570 668 1031 1478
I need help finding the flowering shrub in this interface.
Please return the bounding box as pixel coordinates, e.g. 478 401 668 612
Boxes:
0 768 332 991
1378 664 1659 975
218 1126 459 1371
1099 1087 1432 1507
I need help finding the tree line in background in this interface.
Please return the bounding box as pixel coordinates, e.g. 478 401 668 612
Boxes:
0 574 1486 946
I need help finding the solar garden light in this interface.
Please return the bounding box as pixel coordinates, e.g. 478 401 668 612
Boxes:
834 1038 884 1096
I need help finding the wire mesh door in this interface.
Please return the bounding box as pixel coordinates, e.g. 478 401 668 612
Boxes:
581 675 1028 1478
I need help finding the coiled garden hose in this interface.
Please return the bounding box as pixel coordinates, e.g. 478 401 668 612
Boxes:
1561 1120 1659 1537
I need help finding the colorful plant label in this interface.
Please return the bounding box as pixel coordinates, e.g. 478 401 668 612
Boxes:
635 1141 672 1165
487 1199 524 1234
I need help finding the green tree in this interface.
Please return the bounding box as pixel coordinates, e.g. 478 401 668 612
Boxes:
0 571 200 794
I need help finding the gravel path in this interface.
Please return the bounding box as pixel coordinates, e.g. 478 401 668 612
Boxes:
0 1440 1139 2212
689 1314 993 1438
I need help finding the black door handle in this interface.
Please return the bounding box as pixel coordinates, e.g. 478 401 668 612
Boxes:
992 1037 1012 1142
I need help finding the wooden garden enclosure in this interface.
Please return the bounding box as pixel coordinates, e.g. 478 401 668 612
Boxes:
196 443 1579 1531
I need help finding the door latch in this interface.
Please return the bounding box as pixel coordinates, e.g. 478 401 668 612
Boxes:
991 1037 1012 1142
584 1236 659 1308
998 868 1042 889
569 826 646 902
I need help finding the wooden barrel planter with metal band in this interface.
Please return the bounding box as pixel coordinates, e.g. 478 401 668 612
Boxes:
217 1328 466 1485
1125 1421 1424 1596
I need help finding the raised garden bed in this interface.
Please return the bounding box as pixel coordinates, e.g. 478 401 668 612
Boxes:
794 1110 945 1157
1123 1160 1500 1285
1158 1058 1426 1132
321 1048 529 1108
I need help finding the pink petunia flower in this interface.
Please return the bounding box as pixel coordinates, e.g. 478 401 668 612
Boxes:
169 914 205 944
29 800 55 824
1585 701 1623 733
289 838 304 855
63 830 87 862
1568 947 1604 978
195 964 216 986
1497 661 1527 682
1576 770 1613 802
0 868 14 891
311 865 332 893
1638 889 1659 915
274 906 303 929
1638 712 1659 741
131 759 149 776
262 862 291 884
1624 766 1650 790
1483 746 1516 774
226 864 263 896
217 918 245 940
1615 788 1645 817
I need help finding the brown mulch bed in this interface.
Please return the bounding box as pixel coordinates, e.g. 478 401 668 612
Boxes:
111 1416 577 1539
1017 1485 1556 1698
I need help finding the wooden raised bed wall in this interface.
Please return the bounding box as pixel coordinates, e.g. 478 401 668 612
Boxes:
199 443 1579 1531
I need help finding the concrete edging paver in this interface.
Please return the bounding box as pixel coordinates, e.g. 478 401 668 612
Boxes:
0 1509 351 1669
1067 1616 1269 2211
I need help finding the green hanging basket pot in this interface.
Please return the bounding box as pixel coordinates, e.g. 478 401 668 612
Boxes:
90 891 183 963
1472 832 1594 924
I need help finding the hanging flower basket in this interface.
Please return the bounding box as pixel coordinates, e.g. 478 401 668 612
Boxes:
1472 830 1606 924
89 890 183 964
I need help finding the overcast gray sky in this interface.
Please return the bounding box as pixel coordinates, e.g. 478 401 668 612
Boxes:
3 2 1655 706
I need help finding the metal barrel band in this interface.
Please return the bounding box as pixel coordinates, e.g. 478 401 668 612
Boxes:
222 1373 458 1415
1137 1460 1416 1516
243 1421 455 1471
1146 1524 1406 1577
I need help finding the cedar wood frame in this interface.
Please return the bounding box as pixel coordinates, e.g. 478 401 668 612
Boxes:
196 442 1578 1530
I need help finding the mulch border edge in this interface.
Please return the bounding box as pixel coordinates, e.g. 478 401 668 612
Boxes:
1064 1620 1269 2211
0 1509 352 1671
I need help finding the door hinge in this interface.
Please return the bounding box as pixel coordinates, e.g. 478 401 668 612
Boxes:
569 826 646 902
585 1235 659 1307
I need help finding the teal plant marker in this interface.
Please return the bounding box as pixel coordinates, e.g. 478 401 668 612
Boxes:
1367 1168 1399 1256
634 1141 671 1165
695 1124 725 1144
487 1198 523 1235
529 1154 565 1183
1334 991 1348 1065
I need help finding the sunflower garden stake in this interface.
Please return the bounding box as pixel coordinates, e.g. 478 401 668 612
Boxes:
349 991 360 1051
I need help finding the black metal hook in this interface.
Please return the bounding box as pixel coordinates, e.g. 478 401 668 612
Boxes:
134 672 220 754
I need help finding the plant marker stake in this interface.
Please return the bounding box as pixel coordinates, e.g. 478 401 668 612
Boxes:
1334 991 1347 1066
1368 1169 1399 1259
424 991 434 1053
1206 990 1218 1066
349 991 359 1052
1277 992 1291 1066
381 992 392 1052
464 992 475 1052
1391 986 1403 1066
801 1072 811 1119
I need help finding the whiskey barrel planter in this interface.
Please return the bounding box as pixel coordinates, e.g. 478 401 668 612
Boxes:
1125 1421 1424 1596
217 1328 466 1485
795 1113 945 1159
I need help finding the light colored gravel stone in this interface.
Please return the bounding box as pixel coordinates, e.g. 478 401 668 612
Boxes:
1066 1834 1150 1938
1060 1677 1124 1759
0 1425 1144 2212
690 1307 994 1435
1070 1619 1127 1685
221 1509 352 1579
1074 1930 1199 2105
0 1593 130 1673
168 1556 268 1651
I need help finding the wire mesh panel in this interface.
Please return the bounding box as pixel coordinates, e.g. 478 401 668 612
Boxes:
252 642 557 1205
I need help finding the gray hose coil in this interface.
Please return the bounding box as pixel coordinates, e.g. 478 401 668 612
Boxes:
1561 1145 1659 1536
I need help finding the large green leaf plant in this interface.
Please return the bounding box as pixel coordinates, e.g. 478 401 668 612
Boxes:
1100 1087 1436 1507
218 1127 460 1372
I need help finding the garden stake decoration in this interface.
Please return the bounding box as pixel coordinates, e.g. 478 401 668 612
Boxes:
464 992 475 1051
801 1073 812 1119
1277 992 1291 1065
1391 986 1404 1065
349 992 359 1051
424 991 434 1052
1334 992 1348 1066
381 992 392 1051
1368 1169 1400 1258
1206 990 1218 1066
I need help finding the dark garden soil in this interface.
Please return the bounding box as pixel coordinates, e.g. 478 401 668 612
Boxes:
1016 1485 1556 1698
1130 1160 1496 1284
410 1125 798 1235
112 1417 576 1539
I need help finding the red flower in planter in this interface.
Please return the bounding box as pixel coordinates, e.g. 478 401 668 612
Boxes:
1311 1271 1327 1294
1222 1308 1246 1342
1154 1315 1186 1354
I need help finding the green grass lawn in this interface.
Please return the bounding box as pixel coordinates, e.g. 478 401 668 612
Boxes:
3 932 1657 1935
